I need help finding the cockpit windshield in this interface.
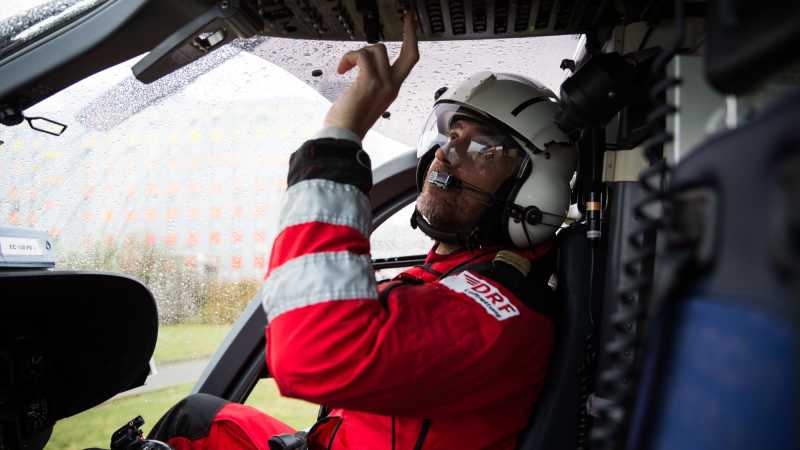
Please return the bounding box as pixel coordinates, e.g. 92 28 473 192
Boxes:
0 6 579 444
0 0 109 60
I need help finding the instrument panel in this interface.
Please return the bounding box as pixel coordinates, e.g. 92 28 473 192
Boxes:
243 0 604 42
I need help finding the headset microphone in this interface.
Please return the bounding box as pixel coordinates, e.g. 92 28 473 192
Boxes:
427 170 459 190
427 170 496 205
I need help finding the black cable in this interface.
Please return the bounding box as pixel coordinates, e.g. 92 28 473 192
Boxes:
590 1 685 449
412 419 431 450
522 215 535 248
576 238 599 450
637 25 656 52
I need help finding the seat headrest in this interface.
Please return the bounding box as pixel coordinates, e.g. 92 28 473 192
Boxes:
0 270 158 447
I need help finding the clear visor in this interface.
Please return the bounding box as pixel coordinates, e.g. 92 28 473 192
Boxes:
416 103 526 161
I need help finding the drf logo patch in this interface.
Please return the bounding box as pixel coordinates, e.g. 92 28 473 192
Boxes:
439 271 520 321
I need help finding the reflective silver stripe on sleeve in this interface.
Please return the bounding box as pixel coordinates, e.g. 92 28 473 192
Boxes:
278 179 372 238
261 250 377 320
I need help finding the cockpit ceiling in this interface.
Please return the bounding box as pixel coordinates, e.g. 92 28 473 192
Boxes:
246 0 604 41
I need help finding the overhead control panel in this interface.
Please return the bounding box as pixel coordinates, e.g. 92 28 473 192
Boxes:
416 0 603 39
134 0 604 83
244 0 603 41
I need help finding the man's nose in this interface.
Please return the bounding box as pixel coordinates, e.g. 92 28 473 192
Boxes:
434 145 450 163
435 139 466 165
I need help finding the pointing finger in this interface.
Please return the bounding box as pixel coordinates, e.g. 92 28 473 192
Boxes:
391 10 420 84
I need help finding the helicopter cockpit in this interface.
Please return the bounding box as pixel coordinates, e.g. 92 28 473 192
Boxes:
1 1 798 449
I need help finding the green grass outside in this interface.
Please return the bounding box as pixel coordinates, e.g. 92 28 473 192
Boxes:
47 384 193 450
153 323 230 364
47 380 318 450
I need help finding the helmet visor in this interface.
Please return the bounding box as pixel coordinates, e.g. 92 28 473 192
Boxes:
416 103 524 162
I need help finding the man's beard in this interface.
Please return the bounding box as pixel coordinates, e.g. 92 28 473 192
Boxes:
416 187 481 232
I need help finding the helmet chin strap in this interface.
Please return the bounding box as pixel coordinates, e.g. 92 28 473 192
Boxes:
410 208 479 247
415 170 568 248
412 170 494 248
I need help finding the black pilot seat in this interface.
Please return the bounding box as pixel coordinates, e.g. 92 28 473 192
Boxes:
0 269 158 450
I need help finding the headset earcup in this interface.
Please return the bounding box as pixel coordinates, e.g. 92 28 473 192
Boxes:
507 167 571 247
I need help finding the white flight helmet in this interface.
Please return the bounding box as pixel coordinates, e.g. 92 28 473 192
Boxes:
415 71 577 248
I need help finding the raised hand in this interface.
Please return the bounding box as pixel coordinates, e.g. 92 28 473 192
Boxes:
323 10 420 139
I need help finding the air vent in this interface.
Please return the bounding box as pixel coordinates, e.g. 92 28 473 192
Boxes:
472 0 488 33
449 0 466 35
494 0 509 34
534 0 555 29
425 0 445 33
254 0 282 7
260 7 294 21
554 0 575 30
255 0 294 22
514 0 531 32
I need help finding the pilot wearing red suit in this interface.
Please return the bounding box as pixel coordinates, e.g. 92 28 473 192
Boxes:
149 11 576 450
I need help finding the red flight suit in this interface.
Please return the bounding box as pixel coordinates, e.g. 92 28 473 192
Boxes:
150 138 555 450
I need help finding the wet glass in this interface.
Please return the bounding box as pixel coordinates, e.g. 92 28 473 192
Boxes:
1 49 366 449
0 0 110 59
0 0 54 21
248 35 581 147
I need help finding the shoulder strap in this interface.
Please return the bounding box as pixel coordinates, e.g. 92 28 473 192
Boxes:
415 263 443 277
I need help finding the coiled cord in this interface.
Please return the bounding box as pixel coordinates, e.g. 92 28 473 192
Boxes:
576 332 596 450
590 1 686 449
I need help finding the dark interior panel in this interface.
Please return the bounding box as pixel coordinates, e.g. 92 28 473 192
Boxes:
243 0 606 41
